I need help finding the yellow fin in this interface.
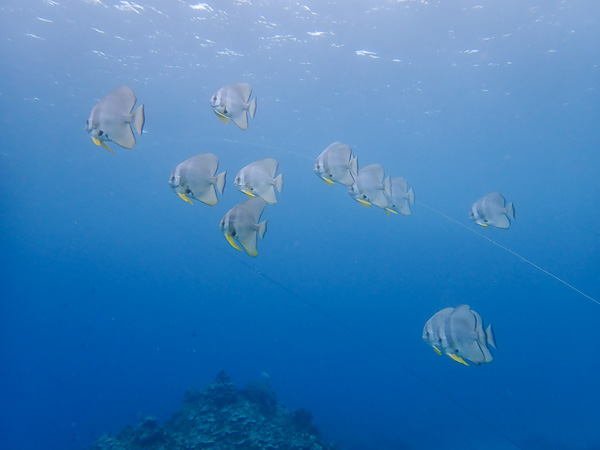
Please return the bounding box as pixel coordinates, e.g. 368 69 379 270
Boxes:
386 208 397 216
92 137 101 146
357 199 371 207
477 223 490 229
225 235 242 252
214 111 230 124
433 346 442 356
100 141 114 153
242 189 255 198
177 192 193 204
448 354 469 366
321 177 335 186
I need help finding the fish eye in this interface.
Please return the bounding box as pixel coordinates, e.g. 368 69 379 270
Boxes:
98 130 104 136
186 188 192 194
362 194 367 199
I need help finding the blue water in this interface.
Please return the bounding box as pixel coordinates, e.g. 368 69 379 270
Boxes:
1 1 599 449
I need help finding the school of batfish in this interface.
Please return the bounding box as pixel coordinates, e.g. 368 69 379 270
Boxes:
87 83 516 367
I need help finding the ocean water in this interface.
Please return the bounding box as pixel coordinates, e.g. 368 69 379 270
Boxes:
1 1 599 449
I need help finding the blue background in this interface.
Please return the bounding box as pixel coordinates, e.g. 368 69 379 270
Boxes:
1 1 599 449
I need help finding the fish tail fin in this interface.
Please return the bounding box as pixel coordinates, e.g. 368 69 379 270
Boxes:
247 98 257 118
257 220 267 240
486 324 497 349
407 187 415 205
274 173 283 193
131 104 145 135
506 202 515 221
350 155 359 176
215 171 226 195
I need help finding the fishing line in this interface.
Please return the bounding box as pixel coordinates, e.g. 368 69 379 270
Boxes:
233 139 597 306
200 237 523 449
416 200 599 306
169 139 525 446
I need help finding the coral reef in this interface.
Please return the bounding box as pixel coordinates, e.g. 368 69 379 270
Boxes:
91 370 337 450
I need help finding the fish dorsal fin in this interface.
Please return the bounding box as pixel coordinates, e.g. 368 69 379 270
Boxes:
255 158 279 178
485 191 507 209
235 82 253 102
107 85 137 114
329 142 352 162
191 153 219 176
244 197 267 223
360 164 385 183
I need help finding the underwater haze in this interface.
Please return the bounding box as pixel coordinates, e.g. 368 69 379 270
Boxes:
1 0 599 449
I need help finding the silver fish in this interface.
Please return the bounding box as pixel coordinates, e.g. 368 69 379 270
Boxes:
422 307 454 356
234 158 283 204
86 85 145 153
169 153 226 206
385 177 415 216
470 192 515 229
210 83 257 130
425 305 496 367
220 197 267 257
348 164 391 209
314 142 358 186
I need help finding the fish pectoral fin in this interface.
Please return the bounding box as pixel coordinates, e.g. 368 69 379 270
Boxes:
92 137 102 146
177 192 193 205
241 189 255 198
386 208 398 216
432 346 442 356
225 235 243 252
448 353 469 366
477 223 490 229
357 199 372 207
321 177 335 186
